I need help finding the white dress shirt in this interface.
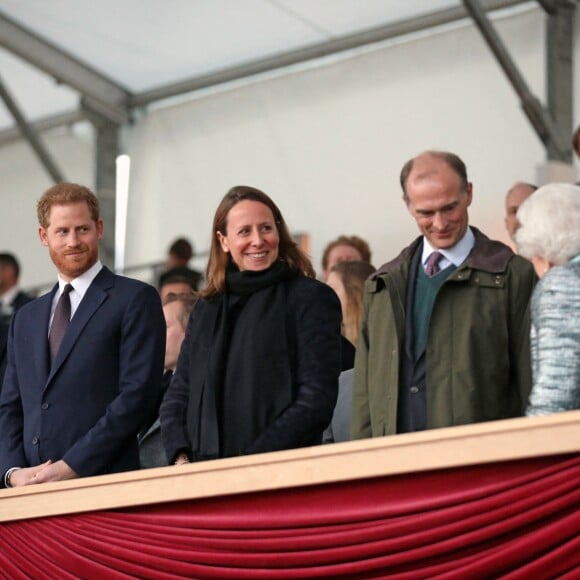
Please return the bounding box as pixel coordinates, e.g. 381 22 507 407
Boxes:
421 227 475 272
49 261 103 333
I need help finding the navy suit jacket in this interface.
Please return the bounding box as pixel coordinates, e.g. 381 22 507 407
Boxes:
0 267 166 482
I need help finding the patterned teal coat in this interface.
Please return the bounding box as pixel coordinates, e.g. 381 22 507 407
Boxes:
526 255 580 415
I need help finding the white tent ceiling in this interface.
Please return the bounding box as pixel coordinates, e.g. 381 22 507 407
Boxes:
0 0 533 132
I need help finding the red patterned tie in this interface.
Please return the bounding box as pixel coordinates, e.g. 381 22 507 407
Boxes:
425 251 443 277
49 284 73 363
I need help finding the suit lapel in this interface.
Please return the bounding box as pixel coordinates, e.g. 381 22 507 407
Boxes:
33 287 57 384
46 267 114 387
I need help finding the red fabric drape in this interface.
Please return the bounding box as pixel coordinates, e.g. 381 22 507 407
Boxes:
1 454 579 579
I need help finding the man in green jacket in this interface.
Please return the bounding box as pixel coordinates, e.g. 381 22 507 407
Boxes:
351 151 537 439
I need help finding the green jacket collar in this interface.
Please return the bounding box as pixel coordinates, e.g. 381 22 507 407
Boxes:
373 227 514 281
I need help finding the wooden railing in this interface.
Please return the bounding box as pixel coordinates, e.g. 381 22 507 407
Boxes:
1 410 579 524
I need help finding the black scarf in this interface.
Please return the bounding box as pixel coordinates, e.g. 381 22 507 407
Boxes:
187 261 296 460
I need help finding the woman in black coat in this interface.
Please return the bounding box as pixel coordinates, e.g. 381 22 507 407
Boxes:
160 186 342 464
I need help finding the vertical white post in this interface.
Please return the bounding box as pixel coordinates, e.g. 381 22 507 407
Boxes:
115 154 131 274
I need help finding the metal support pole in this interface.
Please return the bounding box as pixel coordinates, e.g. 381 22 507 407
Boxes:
546 0 575 162
0 10 130 125
84 104 119 269
463 0 569 160
95 121 118 269
536 0 557 14
0 74 65 183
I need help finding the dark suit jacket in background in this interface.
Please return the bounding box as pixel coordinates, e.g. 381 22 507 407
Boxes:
138 370 172 469
0 267 166 483
0 290 33 391
323 368 354 444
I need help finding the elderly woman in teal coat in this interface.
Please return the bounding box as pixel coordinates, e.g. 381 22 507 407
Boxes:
516 183 580 416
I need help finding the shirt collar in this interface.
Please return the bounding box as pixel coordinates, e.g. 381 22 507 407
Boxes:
422 227 475 268
57 260 103 297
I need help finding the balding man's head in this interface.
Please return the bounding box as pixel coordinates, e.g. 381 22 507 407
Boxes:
400 151 473 250
505 182 537 241
400 151 468 202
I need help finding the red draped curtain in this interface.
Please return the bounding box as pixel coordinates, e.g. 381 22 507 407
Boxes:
1 454 579 579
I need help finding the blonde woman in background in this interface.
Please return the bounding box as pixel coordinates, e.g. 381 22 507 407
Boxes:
320 235 372 282
324 260 376 443
327 260 376 347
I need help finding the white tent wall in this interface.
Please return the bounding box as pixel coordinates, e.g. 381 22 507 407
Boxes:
125 7 562 280
1 6 578 289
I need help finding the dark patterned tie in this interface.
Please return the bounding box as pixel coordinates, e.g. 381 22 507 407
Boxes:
49 284 73 363
425 251 443 277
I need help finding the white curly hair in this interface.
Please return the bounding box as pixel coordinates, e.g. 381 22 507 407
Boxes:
515 183 580 265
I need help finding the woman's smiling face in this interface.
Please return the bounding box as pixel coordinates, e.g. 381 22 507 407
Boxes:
217 200 280 271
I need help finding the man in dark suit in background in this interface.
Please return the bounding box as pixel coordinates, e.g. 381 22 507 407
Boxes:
158 237 203 292
504 182 537 247
0 253 32 389
0 183 166 488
